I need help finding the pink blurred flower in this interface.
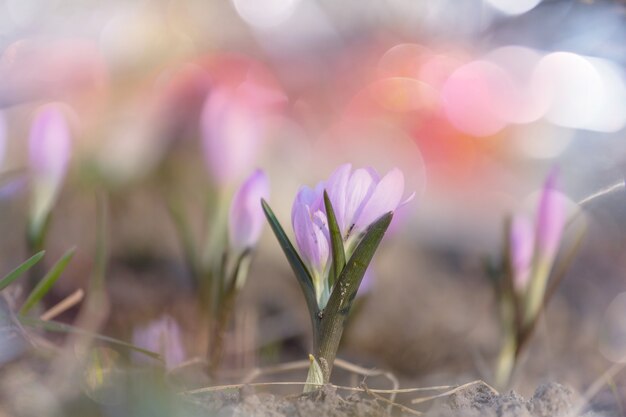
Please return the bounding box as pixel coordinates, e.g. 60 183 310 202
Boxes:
28 104 71 234
291 164 412 306
228 169 270 252
132 315 186 370
29 106 71 180
200 86 262 187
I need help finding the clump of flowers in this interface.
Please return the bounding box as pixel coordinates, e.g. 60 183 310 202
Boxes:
263 163 412 389
488 170 581 388
167 167 269 372
162 83 275 373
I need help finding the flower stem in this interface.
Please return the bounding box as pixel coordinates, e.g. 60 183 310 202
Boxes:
494 325 517 390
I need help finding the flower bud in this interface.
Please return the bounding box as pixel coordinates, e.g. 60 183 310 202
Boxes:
132 315 186 369
228 170 270 252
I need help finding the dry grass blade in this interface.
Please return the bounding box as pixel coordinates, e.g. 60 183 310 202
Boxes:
577 180 625 207
241 357 399 404
181 381 466 396
411 380 499 405
40 289 84 321
242 359 310 384
361 383 423 416
334 358 400 408
571 361 626 417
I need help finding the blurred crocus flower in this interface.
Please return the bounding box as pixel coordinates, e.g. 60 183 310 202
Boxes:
534 170 565 263
228 169 270 253
509 216 534 291
28 105 71 241
509 170 565 292
132 315 186 370
0 111 6 169
200 86 262 187
292 164 412 307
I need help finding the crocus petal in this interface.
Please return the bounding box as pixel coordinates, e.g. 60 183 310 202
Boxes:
28 105 71 234
228 170 270 252
535 169 565 261
292 202 329 273
29 105 71 183
200 87 260 187
132 315 186 370
292 186 319 223
510 215 534 291
343 168 377 237
355 168 405 229
325 163 352 233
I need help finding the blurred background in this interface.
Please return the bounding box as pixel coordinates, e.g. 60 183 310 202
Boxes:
1 0 626 413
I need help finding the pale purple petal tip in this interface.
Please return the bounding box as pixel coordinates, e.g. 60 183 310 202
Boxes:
29 105 71 182
325 163 352 233
355 168 405 229
535 168 565 260
228 169 270 251
510 215 534 291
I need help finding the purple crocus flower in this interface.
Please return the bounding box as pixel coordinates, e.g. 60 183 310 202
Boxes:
291 164 412 307
28 105 71 233
325 164 413 247
132 315 186 370
200 86 261 187
228 169 270 253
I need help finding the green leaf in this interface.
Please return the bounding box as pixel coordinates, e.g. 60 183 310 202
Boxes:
323 191 345 288
20 248 76 315
314 212 393 381
261 199 320 320
0 251 45 291
18 316 161 360
324 212 392 319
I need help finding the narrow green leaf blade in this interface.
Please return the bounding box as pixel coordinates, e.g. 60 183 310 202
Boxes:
325 212 392 321
20 247 76 315
323 191 345 288
18 316 161 360
261 199 319 318
0 251 45 291
315 212 393 380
